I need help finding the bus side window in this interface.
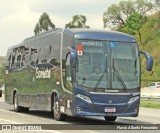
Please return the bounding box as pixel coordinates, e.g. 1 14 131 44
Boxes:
30 48 38 65
65 53 73 91
7 55 11 68
11 51 15 68
66 53 71 81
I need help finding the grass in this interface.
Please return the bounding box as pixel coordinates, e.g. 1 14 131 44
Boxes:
140 100 160 109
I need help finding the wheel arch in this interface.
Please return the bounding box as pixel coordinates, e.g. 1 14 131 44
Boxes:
51 89 60 111
13 88 17 104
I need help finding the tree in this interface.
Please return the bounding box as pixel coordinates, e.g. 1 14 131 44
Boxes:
103 1 135 28
154 0 160 28
103 0 153 29
65 15 90 28
135 0 154 14
34 12 55 35
126 12 147 43
155 0 160 11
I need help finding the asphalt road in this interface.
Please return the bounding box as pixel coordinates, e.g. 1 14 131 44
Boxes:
0 95 160 133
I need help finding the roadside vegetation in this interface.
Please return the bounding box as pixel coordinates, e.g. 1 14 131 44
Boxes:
140 100 160 109
138 12 160 87
103 0 160 87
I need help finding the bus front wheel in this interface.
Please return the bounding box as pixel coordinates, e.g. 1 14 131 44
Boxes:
53 96 67 121
104 116 117 122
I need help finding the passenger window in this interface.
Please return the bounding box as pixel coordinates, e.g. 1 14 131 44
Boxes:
65 53 72 91
66 53 71 81
30 48 38 65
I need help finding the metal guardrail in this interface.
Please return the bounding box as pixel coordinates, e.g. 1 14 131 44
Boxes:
141 96 160 102
141 88 160 102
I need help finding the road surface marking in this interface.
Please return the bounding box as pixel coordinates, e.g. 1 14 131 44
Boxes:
0 118 21 124
0 108 47 118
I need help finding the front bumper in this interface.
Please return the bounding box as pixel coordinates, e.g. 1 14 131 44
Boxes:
74 95 139 117
74 88 140 117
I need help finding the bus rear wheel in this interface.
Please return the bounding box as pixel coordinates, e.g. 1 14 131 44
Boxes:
53 96 67 121
14 93 29 112
104 116 117 122
14 93 22 112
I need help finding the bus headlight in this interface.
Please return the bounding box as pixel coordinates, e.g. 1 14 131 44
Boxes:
127 96 139 104
76 94 92 103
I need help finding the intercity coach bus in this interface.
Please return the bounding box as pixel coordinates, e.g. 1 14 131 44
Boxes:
5 28 153 121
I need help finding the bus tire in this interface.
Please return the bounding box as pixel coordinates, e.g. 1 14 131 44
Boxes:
22 107 29 113
14 93 22 112
0 90 2 97
53 96 67 121
14 93 29 112
104 116 117 122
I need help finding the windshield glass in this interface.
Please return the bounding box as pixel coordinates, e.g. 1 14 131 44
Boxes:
112 42 139 89
76 40 140 89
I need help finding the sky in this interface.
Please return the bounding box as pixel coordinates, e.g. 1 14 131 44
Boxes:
0 0 122 56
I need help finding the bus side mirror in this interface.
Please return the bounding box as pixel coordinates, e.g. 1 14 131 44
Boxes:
139 51 153 71
68 47 77 68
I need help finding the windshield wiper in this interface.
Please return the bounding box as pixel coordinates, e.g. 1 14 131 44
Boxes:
81 78 86 85
113 66 127 91
94 66 108 89
95 53 108 89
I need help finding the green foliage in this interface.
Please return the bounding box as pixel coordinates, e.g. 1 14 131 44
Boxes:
103 0 153 28
126 12 147 43
150 19 156 27
138 12 160 87
126 13 147 30
65 15 90 28
34 12 55 35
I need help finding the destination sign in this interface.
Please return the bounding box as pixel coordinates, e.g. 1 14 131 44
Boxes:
81 41 103 46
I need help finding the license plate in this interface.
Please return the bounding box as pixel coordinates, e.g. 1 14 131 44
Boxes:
105 107 116 112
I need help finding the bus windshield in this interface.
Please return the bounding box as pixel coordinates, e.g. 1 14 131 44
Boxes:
76 40 140 90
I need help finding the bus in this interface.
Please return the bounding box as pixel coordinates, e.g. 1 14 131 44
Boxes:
4 28 153 121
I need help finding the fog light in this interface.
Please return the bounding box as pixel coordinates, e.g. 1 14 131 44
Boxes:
134 108 138 112
76 107 82 112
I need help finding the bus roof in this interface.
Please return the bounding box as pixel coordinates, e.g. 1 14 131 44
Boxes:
9 28 137 50
23 28 136 44
65 29 137 42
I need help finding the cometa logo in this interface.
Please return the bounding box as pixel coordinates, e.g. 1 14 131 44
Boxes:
105 89 119 93
36 67 51 79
